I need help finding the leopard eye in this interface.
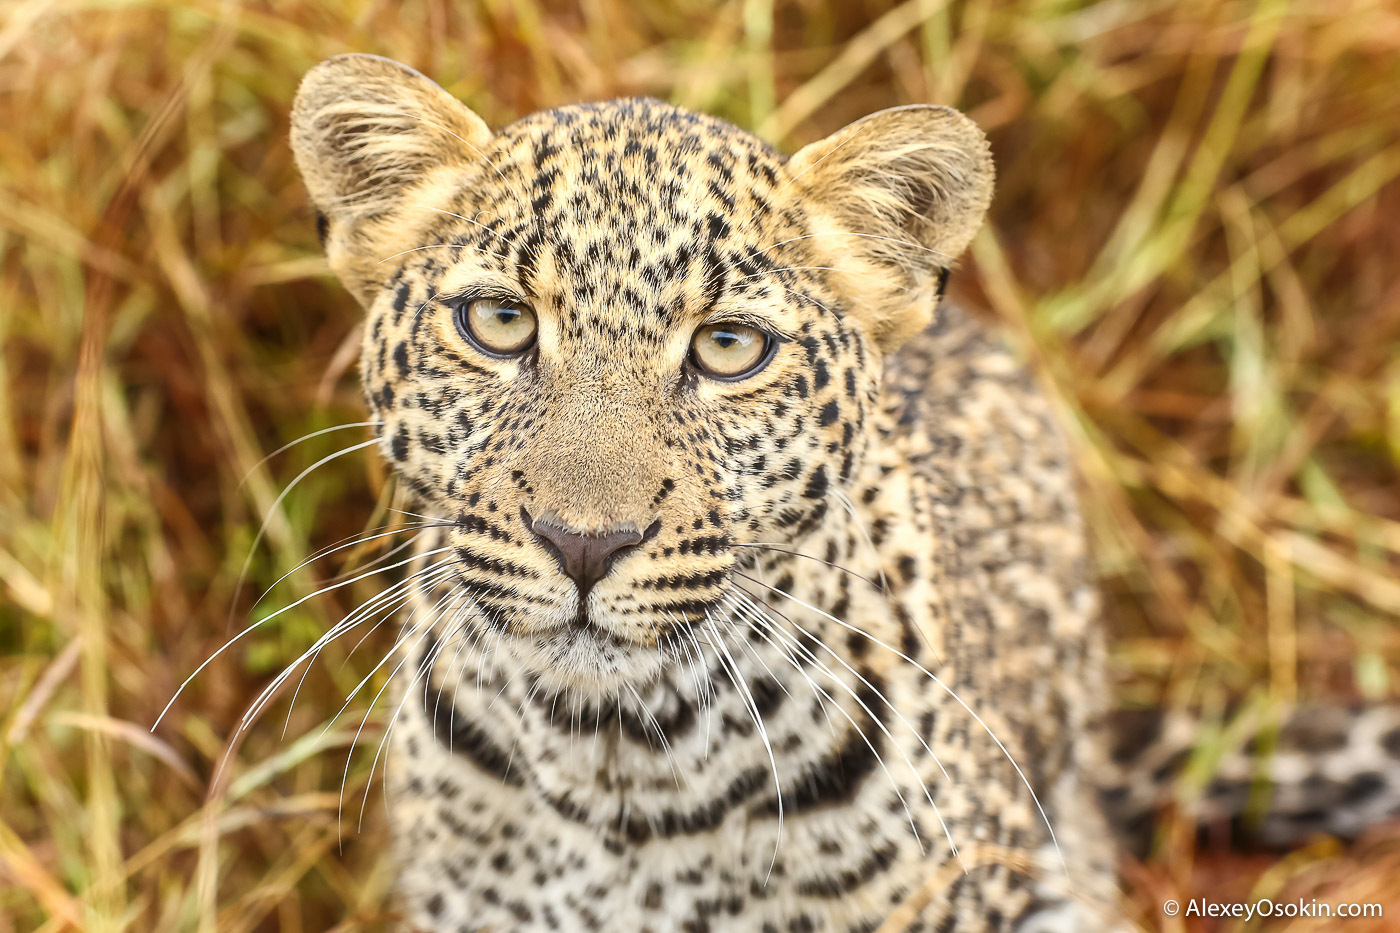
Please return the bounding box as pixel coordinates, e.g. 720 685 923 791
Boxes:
455 297 537 357
689 323 773 380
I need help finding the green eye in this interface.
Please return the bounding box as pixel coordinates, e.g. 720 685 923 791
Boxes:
689 323 774 380
455 297 537 357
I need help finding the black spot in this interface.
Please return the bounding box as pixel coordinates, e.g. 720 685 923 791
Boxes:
759 678 887 816
795 839 899 897
896 555 916 584
1383 725 1400 758
425 689 524 787
391 280 412 320
1107 709 1164 765
1343 771 1387 804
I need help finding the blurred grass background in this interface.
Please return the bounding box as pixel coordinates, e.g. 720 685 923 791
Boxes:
2 0 1399 929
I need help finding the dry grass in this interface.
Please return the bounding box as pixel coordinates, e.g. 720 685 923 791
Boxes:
1 0 1399 929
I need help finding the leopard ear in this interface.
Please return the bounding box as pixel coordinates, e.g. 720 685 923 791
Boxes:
291 54 493 303
785 105 994 351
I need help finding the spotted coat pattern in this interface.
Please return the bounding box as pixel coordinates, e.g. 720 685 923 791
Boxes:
288 54 1400 933
288 52 1117 933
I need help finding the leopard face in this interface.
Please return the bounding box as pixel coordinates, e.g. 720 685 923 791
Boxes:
291 54 992 699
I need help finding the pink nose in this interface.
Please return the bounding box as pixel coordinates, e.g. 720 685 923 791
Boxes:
525 510 646 595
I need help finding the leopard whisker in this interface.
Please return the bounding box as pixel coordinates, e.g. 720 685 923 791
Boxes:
483 659 522 715
230 436 382 621
729 578 950 782
733 264 908 289
420 205 512 244
339 614 444 836
387 505 454 523
512 667 547 745
701 613 784 880
239 420 384 489
343 581 468 830
587 683 606 760
669 616 715 737
207 580 418 793
498 676 532 787
433 599 486 735
323 527 438 584
831 486 890 594
339 563 460 665
319 516 459 580
738 572 1068 877
722 600 838 739
721 589 932 858
731 542 879 590
152 546 454 730
667 611 715 754
319 560 462 736
726 585 964 865
374 241 500 265
252 521 455 613
271 562 459 738
688 626 716 755
723 603 841 746
360 587 475 829
449 607 505 758
625 683 684 792
733 264 847 282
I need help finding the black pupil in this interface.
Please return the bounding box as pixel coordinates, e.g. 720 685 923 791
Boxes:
712 330 740 349
494 307 519 326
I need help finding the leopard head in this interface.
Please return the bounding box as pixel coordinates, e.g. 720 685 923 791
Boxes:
291 53 993 695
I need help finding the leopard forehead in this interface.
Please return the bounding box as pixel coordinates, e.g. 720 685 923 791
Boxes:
421 97 811 341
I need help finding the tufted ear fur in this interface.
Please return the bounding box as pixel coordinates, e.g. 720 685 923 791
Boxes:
785 105 994 352
291 54 494 304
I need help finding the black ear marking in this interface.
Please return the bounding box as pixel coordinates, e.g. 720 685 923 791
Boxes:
935 267 950 302
315 210 329 248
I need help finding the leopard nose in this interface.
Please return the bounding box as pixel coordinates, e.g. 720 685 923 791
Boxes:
525 509 649 595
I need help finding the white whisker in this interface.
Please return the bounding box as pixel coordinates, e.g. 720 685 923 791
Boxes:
239 421 383 489
701 613 784 880
726 586 966 865
738 572 1067 876
360 586 473 829
252 521 453 612
230 436 382 619
153 547 454 730
721 591 930 852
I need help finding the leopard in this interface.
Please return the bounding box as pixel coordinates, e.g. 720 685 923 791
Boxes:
285 53 1400 932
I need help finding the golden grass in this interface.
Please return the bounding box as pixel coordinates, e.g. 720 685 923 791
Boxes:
1 0 1398 929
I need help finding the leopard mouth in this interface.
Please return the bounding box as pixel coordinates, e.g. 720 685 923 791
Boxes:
554 608 635 650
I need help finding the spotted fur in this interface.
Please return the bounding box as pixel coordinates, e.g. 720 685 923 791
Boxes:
289 55 1400 933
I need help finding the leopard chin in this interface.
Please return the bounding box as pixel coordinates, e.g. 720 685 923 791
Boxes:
498 616 673 698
